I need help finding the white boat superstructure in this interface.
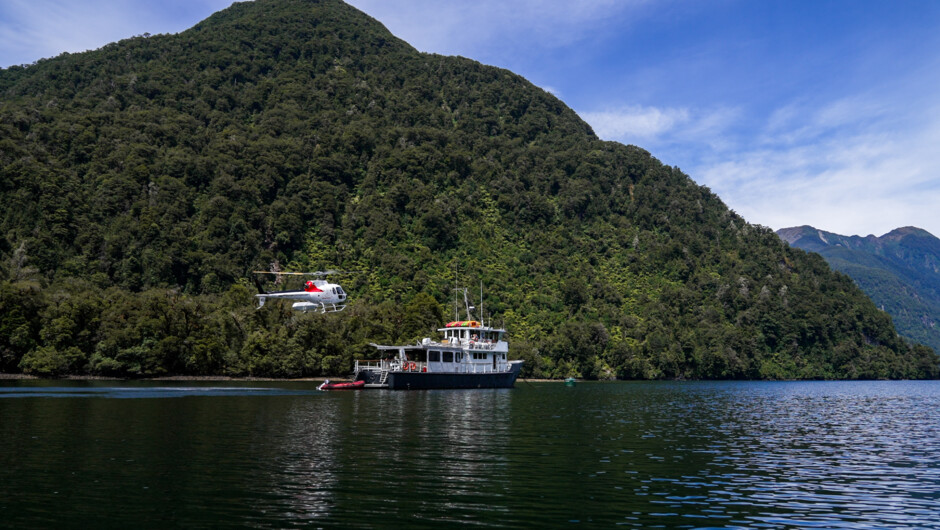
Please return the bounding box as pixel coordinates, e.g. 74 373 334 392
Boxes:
359 319 513 368
354 285 523 390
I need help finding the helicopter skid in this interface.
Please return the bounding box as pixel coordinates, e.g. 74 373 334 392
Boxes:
292 301 347 313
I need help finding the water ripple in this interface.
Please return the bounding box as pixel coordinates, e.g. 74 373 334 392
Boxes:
1 380 938 527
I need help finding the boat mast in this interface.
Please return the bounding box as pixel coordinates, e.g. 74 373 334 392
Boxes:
480 280 484 326
463 288 473 321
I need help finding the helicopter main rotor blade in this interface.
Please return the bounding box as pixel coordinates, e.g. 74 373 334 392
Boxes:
251 270 364 276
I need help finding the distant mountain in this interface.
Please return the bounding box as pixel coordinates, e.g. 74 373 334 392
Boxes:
778 226 940 354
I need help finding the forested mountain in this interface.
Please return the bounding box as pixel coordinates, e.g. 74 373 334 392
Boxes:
778 226 940 354
1 0 936 380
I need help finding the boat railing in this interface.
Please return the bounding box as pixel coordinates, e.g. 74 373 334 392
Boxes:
358 352 510 374
433 338 498 350
355 359 392 371
467 363 507 373
430 363 505 374
380 361 508 374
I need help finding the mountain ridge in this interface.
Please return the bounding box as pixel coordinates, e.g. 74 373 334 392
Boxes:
778 225 940 354
1 0 937 380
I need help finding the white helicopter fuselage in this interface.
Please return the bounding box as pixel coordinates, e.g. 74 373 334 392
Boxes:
255 279 347 313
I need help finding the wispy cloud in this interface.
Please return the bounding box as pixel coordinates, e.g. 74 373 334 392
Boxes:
696 96 940 236
0 0 231 67
580 106 690 141
580 105 741 153
347 0 645 57
540 85 562 98
580 82 940 237
1 0 117 65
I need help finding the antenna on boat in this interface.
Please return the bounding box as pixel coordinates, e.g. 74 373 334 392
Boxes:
479 280 483 325
464 288 474 321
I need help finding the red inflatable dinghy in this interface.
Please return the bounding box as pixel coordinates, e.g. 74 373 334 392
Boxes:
317 380 365 391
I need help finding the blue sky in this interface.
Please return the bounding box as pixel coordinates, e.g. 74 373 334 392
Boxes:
2 0 938 237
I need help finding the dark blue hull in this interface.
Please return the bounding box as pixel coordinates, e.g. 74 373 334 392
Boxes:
388 370 517 390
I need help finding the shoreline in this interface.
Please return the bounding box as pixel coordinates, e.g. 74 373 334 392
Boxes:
0 373 567 383
0 373 329 382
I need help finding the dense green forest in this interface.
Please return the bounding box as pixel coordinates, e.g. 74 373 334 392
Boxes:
778 226 940 354
1 0 937 380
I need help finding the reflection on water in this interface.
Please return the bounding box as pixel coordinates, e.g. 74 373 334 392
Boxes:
304 389 517 527
249 394 341 524
1 380 938 528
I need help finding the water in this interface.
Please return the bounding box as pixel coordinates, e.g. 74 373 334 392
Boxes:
1 380 938 528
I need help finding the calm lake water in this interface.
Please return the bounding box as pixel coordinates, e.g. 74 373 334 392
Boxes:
1 380 938 528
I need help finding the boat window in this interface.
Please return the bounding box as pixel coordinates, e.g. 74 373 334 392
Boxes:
429 351 440 362
443 351 454 363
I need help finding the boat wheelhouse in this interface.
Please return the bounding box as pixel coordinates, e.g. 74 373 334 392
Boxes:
354 319 523 390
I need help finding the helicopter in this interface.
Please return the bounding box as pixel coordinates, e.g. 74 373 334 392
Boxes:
252 270 353 313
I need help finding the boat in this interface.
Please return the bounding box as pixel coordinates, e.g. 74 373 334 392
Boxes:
353 289 523 390
317 379 365 391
